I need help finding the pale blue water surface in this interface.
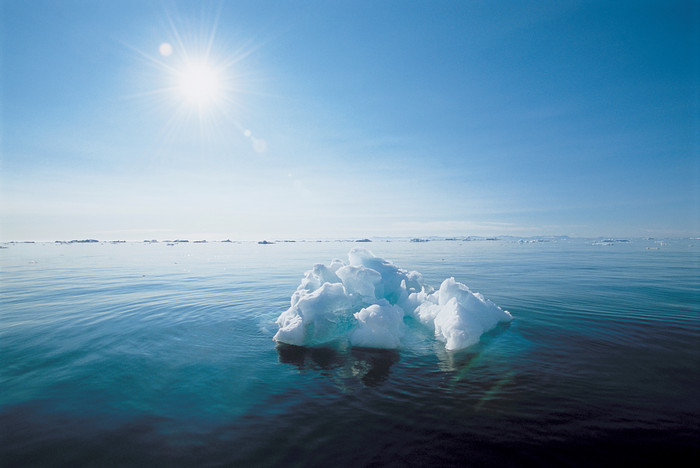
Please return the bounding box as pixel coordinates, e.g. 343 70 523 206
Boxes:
1 239 699 466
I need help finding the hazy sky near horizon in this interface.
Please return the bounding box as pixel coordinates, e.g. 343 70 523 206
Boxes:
1 0 698 240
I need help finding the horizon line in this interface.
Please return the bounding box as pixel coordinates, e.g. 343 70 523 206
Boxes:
2 235 696 244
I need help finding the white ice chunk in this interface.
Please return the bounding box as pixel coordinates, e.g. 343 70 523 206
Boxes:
431 278 513 350
298 263 342 292
347 247 419 304
273 250 512 351
336 265 383 299
349 300 405 349
275 282 354 346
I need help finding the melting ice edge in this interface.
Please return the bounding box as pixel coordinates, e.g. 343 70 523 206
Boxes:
274 248 512 350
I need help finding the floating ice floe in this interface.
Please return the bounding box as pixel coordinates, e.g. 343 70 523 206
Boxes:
274 248 512 351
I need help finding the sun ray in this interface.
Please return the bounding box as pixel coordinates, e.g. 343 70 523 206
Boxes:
119 2 270 158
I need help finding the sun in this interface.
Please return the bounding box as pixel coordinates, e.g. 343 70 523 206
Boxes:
129 12 258 139
176 61 221 106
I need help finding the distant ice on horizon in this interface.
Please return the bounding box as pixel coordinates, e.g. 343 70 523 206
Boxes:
274 248 512 351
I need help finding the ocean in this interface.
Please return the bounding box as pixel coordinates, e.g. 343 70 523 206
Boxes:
1 238 699 467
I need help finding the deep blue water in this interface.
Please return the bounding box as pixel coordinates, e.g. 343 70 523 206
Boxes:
1 239 699 467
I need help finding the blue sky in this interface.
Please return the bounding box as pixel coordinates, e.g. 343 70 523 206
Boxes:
1 0 697 240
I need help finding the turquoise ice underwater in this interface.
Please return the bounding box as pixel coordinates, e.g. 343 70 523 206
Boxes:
1 239 698 466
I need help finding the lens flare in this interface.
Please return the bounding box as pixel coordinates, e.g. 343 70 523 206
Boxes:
159 42 173 57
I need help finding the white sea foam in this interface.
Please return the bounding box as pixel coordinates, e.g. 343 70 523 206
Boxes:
273 248 512 350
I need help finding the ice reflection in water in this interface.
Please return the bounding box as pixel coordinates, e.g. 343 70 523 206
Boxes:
277 343 401 388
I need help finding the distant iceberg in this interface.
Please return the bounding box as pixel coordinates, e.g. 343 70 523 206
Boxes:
274 248 512 351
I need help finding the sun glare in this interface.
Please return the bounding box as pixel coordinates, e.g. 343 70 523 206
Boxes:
130 8 258 139
177 61 221 106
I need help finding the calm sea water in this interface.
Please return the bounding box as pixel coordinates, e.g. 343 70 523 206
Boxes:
1 239 699 467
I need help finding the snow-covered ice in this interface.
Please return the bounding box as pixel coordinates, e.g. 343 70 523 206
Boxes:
274 248 512 350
